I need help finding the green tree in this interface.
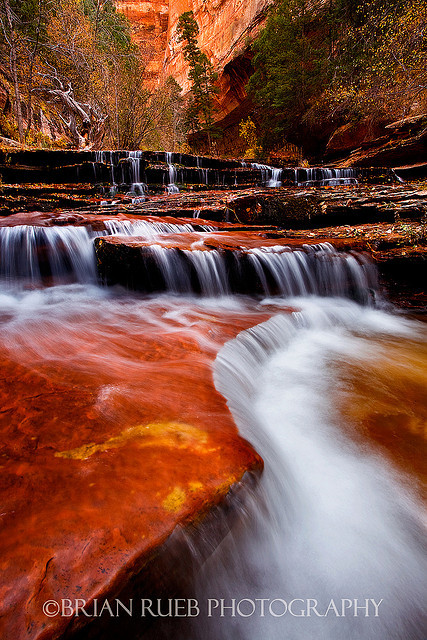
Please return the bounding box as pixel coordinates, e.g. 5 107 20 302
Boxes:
248 0 332 149
176 11 219 153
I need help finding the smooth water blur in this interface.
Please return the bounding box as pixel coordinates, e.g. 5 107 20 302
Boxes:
185 298 427 640
0 281 425 639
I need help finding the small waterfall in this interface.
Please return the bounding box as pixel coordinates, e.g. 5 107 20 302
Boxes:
165 151 180 194
128 150 147 196
267 167 282 187
251 163 282 187
184 250 230 296
296 168 358 186
391 169 405 183
141 246 230 296
0 225 98 284
94 151 118 194
247 243 377 303
104 219 215 235
199 167 209 185
201 301 427 640
0 220 216 285
137 242 378 301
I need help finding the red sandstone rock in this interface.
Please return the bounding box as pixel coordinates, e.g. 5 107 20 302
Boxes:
115 0 169 86
0 305 268 639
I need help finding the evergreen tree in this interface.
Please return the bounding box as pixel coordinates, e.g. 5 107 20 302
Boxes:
176 11 219 153
248 0 331 149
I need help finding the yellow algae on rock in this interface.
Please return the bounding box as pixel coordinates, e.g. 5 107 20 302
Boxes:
188 481 204 492
162 487 187 512
55 422 208 460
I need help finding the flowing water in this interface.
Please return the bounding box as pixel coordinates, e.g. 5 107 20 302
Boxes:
0 216 425 639
197 299 427 640
166 151 180 193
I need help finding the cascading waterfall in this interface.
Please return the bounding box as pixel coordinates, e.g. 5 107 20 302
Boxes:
187 300 427 640
103 219 215 236
195 155 209 185
267 168 282 187
88 151 364 192
0 219 216 285
139 242 378 300
251 163 283 187
128 150 147 197
0 225 98 284
94 150 119 194
0 193 425 640
391 168 405 183
296 167 358 186
165 151 180 193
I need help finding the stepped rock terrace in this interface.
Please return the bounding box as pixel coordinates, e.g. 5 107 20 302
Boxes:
0 150 426 640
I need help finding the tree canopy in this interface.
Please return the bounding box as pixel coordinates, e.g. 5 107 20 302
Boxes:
248 0 427 154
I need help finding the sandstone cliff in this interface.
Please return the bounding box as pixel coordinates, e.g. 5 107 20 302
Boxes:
116 0 170 85
116 0 273 138
164 0 272 117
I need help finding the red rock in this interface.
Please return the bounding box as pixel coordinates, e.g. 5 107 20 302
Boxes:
0 304 270 639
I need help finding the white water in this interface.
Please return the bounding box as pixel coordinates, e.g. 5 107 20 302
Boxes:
184 298 427 640
166 151 180 193
0 220 215 285
0 235 425 639
267 167 282 187
251 163 283 187
0 225 98 284
133 242 379 299
127 150 147 197
297 168 358 186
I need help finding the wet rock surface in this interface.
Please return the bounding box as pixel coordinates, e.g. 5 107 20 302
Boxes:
0 303 266 640
328 113 427 177
1 164 426 639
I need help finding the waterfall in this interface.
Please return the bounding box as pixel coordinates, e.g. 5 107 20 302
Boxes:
128 150 147 196
391 169 405 183
94 150 119 194
296 168 358 186
0 220 216 285
0 225 98 284
165 151 180 193
88 152 362 192
251 163 283 187
103 219 215 236
135 242 378 300
194 300 427 640
267 168 282 187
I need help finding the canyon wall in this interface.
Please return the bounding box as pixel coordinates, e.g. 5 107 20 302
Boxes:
163 0 272 98
115 0 170 85
116 0 273 138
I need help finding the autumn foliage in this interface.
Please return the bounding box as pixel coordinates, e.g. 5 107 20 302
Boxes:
0 0 186 149
248 0 427 154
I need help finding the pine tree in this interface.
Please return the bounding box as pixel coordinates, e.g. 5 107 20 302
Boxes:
176 11 218 153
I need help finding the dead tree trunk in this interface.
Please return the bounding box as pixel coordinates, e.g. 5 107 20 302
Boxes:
36 69 107 148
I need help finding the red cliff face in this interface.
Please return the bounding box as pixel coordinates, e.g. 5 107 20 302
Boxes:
163 0 271 89
116 0 273 133
115 0 170 85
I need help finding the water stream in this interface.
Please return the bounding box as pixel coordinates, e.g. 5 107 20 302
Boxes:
0 213 425 639
195 299 427 640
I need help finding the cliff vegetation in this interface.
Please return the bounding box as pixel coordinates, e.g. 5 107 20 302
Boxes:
247 0 427 158
1 0 426 159
0 0 186 149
